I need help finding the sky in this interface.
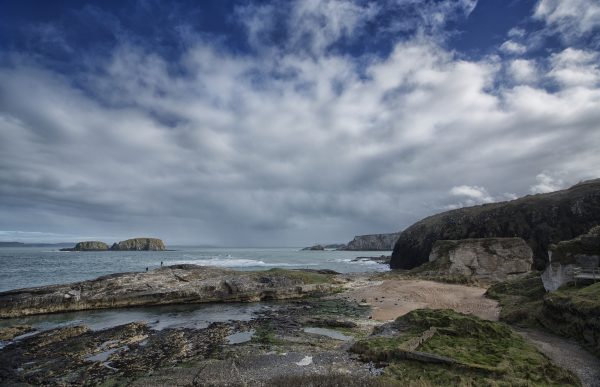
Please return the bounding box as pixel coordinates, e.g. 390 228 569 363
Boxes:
0 0 599 246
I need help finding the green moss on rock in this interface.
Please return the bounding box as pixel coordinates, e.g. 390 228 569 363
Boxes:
351 309 579 386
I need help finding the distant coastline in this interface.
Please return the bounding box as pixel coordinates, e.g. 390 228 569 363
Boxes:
0 242 74 248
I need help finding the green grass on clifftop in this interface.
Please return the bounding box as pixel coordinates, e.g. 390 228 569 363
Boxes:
351 309 579 386
487 276 600 357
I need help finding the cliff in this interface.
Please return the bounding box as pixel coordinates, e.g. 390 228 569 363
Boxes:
391 179 600 270
342 232 400 251
428 238 533 282
110 237 165 251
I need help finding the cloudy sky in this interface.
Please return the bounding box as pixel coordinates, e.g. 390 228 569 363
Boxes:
0 0 599 246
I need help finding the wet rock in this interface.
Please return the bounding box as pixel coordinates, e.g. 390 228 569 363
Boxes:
352 255 391 264
301 244 325 251
0 325 34 340
0 266 341 318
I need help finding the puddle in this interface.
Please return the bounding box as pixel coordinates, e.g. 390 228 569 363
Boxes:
303 327 353 341
227 329 255 344
85 347 124 362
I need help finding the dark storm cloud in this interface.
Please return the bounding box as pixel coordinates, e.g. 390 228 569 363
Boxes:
0 0 599 245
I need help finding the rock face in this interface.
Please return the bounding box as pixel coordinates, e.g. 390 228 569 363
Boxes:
0 265 341 318
428 238 533 281
391 179 600 270
342 233 400 251
542 226 600 291
110 238 165 251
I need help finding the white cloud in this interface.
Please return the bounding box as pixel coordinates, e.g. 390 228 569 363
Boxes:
500 40 527 55
549 48 600 87
1 1 600 244
534 0 600 42
530 173 565 194
508 59 538 83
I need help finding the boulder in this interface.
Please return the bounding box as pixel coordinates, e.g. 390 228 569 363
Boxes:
428 238 533 281
391 179 600 270
111 238 166 251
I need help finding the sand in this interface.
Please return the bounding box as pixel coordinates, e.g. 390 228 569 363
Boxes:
338 279 500 321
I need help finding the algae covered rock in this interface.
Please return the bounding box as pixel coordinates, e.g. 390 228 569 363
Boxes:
428 237 533 281
391 179 600 270
111 238 166 251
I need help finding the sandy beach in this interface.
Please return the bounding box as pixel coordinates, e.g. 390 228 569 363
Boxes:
337 278 500 321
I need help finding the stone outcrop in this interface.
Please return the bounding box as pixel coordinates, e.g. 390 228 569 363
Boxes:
542 226 600 291
301 244 325 251
341 233 400 251
0 265 341 318
351 255 391 264
110 238 165 251
428 238 533 281
391 179 600 270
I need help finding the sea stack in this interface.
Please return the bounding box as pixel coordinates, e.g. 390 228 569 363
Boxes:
110 238 166 251
60 241 109 251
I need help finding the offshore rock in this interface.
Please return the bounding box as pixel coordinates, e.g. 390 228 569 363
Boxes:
110 238 166 251
391 179 600 270
60 241 109 251
301 244 325 251
428 238 533 282
0 265 341 318
342 233 400 251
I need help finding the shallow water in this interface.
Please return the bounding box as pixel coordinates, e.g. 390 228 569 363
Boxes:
0 246 390 292
227 329 256 344
0 302 272 333
303 327 353 341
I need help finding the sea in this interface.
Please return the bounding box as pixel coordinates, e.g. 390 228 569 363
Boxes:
0 246 390 292
0 247 389 337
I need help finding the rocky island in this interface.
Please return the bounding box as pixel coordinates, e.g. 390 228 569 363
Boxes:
60 238 166 252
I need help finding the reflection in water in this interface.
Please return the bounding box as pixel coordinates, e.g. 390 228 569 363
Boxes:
0 302 275 334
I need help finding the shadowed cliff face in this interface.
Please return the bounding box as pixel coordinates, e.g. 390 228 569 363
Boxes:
391 179 600 270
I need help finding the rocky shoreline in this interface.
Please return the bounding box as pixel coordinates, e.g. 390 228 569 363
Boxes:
0 265 343 318
1 264 597 386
